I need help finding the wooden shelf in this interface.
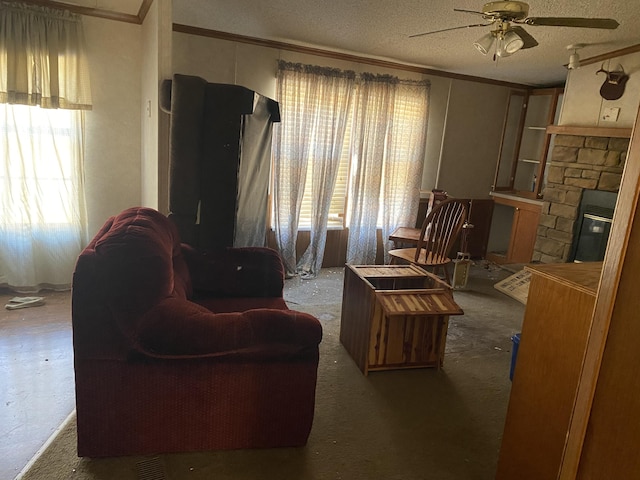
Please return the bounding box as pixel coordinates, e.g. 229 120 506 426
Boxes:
490 191 543 207
546 125 632 138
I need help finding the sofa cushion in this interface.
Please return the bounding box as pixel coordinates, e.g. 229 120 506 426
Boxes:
182 245 284 298
136 297 322 358
92 207 192 311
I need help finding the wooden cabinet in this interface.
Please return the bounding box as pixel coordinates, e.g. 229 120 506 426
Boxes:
493 88 563 199
487 88 562 264
496 262 601 480
486 193 541 264
494 90 526 192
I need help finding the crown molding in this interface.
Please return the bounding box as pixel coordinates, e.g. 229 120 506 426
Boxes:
580 44 640 67
18 0 153 24
173 23 535 89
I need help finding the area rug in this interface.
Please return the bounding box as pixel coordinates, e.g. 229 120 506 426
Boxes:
17 282 519 480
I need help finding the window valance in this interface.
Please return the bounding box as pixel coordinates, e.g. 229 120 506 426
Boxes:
277 61 431 89
0 1 92 110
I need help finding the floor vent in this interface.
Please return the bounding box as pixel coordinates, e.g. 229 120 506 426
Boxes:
136 456 166 480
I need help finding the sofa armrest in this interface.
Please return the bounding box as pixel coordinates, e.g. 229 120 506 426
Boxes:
181 244 285 298
135 297 322 359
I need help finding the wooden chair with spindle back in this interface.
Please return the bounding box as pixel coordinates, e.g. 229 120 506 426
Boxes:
388 198 468 285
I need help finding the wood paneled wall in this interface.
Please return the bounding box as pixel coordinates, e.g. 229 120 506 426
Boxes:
266 228 385 268
266 197 493 268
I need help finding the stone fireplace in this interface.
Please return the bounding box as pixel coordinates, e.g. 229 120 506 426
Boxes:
533 132 630 263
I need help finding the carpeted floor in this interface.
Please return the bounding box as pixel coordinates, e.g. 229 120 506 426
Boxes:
18 264 523 480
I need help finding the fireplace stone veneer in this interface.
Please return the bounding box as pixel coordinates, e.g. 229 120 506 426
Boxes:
533 134 630 263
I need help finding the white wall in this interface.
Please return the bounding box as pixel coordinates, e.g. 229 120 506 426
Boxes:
560 52 640 127
140 0 173 213
157 0 173 214
171 32 511 202
78 21 515 241
421 75 450 194
141 2 160 210
434 79 510 198
83 16 143 236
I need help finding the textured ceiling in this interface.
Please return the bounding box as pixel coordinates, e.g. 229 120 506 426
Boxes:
172 0 640 86
52 0 640 86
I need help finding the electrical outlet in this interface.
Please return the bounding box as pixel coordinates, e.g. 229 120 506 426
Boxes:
602 107 620 122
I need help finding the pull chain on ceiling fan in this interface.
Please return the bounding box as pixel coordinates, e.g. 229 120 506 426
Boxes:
410 1 619 60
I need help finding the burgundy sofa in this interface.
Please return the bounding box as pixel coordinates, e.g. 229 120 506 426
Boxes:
72 207 322 457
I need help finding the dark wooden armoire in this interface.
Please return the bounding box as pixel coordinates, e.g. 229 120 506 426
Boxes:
161 74 280 249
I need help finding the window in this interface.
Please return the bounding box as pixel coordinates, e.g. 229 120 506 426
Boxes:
273 62 429 272
297 108 352 230
275 71 429 230
0 103 87 290
1 104 82 225
0 2 91 291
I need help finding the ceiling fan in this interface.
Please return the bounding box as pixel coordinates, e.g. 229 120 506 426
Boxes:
410 1 619 60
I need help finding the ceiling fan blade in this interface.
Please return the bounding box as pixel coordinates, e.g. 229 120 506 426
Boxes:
510 26 538 49
453 8 485 16
409 23 490 38
523 17 619 29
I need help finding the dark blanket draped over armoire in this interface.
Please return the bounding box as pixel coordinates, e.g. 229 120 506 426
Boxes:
160 74 280 249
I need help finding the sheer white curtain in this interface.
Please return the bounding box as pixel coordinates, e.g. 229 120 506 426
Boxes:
346 75 397 264
273 62 429 275
0 104 87 291
380 81 430 262
273 62 354 277
0 2 91 292
347 78 429 264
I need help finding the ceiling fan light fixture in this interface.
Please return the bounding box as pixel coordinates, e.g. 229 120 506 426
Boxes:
566 44 585 70
473 32 495 55
502 30 525 54
568 52 581 70
495 38 512 58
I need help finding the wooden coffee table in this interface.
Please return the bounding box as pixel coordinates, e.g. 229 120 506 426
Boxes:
340 264 463 375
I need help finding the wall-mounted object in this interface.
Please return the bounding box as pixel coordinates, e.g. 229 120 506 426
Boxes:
597 64 629 100
566 43 585 70
602 107 621 122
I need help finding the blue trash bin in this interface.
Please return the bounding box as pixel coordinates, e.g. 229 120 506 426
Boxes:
510 333 521 381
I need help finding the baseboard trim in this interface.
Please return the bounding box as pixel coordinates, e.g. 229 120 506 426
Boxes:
14 409 76 480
